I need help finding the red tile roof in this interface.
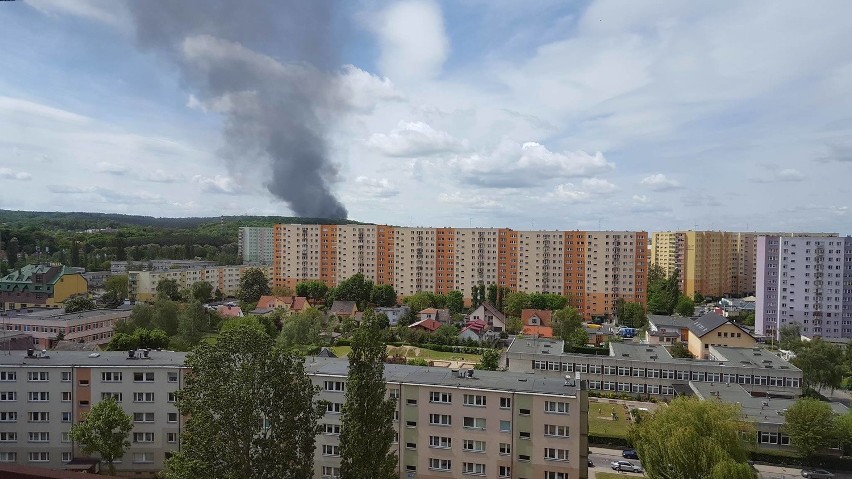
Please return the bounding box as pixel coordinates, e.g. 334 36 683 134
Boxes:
521 325 553 338
409 318 442 332
521 309 553 327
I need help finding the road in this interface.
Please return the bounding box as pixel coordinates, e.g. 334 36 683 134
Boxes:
588 446 852 479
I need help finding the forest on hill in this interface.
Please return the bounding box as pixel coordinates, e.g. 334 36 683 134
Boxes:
0 209 362 273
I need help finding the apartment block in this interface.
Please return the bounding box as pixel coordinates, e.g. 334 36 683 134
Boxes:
0 350 187 474
506 339 802 399
308 357 589 479
1 308 132 348
651 231 838 299
238 227 275 265
128 265 273 302
1 265 88 311
110 260 217 275
756 235 852 340
273 225 648 319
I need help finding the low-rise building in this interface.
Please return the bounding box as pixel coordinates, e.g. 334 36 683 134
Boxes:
128 265 273 302
0 307 132 349
418 308 451 324
467 302 506 332
506 339 802 399
374 306 410 326
647 313 756 359
110 260 217 275
254 295 311 315
308 357 589 479
1 265 88 311
328 301 358 319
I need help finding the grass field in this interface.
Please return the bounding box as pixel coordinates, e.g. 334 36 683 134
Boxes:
331 345 482 362
595 473 639 479
588 402 632 439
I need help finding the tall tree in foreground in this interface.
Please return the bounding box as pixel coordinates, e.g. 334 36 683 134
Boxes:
632 397 755 479
783 397 837 459
165 325 324 479
340 311 397 479
69 397 133 475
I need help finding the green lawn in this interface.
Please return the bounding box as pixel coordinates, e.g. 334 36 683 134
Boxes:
331 345 481 363
588 403 632 439
596 473 641 479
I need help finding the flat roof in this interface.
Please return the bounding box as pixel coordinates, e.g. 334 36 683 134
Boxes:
0 350 187 368
304 357 581 397
689 381 847 425
710 346 799 371
0 306 132 321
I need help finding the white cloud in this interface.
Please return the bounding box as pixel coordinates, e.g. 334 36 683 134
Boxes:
192 174 243 195
438 192 500 210
337 65 403 113
0 168 32 181
632 194 650 204
142 169 182 183
95 161 128 175
46 184 167 204
367 121 468 157
551 184 591 203
640 173 682 192
370 0 449 82
581 177 618 193
775 168 805 182
354 176 399 198
0 96 89 124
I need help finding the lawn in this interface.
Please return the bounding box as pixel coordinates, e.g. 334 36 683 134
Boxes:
595 473 641 479
331 345 482 363
588 402 632 439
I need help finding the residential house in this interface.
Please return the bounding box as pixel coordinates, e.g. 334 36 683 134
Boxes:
686 312 756 359
520 309 553 338
374 306 410 326
254 295 311 315
418 308 451 324
408 318 442 333
328 301 358 319
217 304 244 318
646 315 691 344
458 320 487 342
0 264 88 311
467 302 506 332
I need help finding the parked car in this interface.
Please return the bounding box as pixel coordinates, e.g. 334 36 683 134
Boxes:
622 449 639 459
611 460 642 473
802 470 834 479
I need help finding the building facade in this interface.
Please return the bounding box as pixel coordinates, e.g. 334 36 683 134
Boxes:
0 351 187 474
0 265 88 312
506 339 802 399
110 260 217 275
756 235 852 340
128 265 273 302
273 225 648 319
308 357 589 479
238 227 275 265
1 308 132 348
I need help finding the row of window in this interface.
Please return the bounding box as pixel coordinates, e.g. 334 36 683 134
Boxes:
0 411 179 423
0 391 177 404
0 451 156 463
0 371 175 383
0 431 177 444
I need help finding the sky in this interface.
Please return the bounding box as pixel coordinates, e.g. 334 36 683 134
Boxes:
1 0 851 233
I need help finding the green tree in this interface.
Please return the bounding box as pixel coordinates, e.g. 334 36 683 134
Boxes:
476 349 501 371
164 325 324 479
107 332 137 351
504 292 530 317
156 278 182 301
506 316 523 335
339 312 397 479
65 295 96 313
152 300 180 336
619 301 647 328
176 301 208 347
837 411 852 455
487 284 498 305
402 291 440 313
129 303 154 330
295 280 328 302
632 397 754 479
446 290 464 314
779 324 803 351
222 316 277 339
237 268 272 304
551 306 584 345
675 295 696 316
647 265 680 315
792 338 844 392
98 290 124 309
278 308 323 349
370 284 397 307
783 397 838 459
738 311 755 327
693 292 705 303
103 275 129 301
329 273 374 309
69 397 133 475
190 281 214 303
135 328 170 349
669 342 694 359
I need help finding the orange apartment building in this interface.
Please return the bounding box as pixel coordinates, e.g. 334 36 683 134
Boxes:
274 225 648 319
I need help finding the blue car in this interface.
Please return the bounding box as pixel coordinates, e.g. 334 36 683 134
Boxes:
622 449 639 459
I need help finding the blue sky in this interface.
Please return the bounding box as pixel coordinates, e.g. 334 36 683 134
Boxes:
1 0 851 233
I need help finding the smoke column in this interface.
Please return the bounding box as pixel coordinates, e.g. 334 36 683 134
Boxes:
128 1 348 218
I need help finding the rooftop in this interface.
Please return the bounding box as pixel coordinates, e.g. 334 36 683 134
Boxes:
0 306 132 322
0 350 187 368
304 356 581 397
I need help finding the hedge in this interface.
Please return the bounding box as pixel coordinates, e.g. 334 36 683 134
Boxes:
589 434 632 448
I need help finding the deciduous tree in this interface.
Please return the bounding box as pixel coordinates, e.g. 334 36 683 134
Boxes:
104 275 129 301
551 306 584 346
476 349 501 371
156 278 182 301
446 290 464 314
619 301 647 328
675 295 696 317
783 397 838 459
190 281 213 303
69 397 133 475
237 268 271 304
278 308 322 349
65 295 96 313
792 339 844 392
295 280 328 302
370 284 397 307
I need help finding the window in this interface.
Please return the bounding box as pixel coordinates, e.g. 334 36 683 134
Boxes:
463 394 486 407
430 391 452 403
61 432 70 443
0 372 16 382
323 423 342 435
0 432 16 442
28 391 49 402
463 416 485 429
518 454 530 462
167 412 178 423
28 432 49 442
322 444 340 456
462 462 486 475
406 420 417 428
429 413 452 426
544 448 569 461
322 466 341 478
28 412 49 422
134 412 155 423
405 465 416 472
463 439 486 452
28 451 49 462
62 412 72 422
0 392 16 401
168 392 177 403
544 472 568 479
134 372 154 382
500 397 511 409
428 458 452 471
326 402 342 414
0 452 16 462
133 452 154 464
544 424 569 437
61 371 71 382
102 372 123 382
499 465 511 478
429 435 451 448
407 399 418 406
519 408 531 416
499 420 511 432
388 389 400 400
519 431 531 439
62 452 72 462
133 392 155 402
499 442 511 455
168 372 178 383
324 380 345 392
27 371 49 382
544 401 569 414
406 442 417 449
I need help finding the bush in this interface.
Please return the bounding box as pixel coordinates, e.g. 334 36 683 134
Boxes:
589 434 632 448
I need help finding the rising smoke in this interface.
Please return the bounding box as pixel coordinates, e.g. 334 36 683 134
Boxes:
128 0 348 219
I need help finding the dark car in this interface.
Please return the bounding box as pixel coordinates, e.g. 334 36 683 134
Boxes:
622 449 639 459
802 470 835 479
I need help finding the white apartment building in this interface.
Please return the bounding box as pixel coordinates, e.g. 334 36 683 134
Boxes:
128 265 273 302
238 227 275 265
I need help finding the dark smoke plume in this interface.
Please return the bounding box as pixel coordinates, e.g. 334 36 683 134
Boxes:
128 1 348 218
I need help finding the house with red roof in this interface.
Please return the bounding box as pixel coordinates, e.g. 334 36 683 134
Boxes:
458 319 487 341
418 307 451 324
408 318 442 333
254 295 311 315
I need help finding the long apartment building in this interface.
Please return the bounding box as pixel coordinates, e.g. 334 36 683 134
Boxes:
308 357 589 479
0 350 187 474
1 308 132 349
651 231 837 298
238 227 275 265
273 225 648 319
756 235 852 340
128 265 273 301
506 339 802 399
